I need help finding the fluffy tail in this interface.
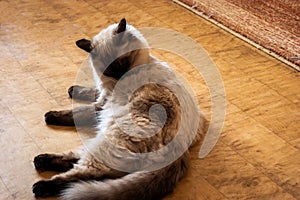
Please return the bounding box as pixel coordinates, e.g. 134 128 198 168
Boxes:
60 153 189 200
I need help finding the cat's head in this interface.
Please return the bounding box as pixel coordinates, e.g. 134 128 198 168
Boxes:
76 18 149 80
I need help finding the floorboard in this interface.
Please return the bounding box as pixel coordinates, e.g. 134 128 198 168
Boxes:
0 0 299 199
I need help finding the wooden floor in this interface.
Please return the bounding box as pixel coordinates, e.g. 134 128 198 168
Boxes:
0 0 299 199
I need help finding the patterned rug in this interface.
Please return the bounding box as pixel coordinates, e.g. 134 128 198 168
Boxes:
176 0 300 68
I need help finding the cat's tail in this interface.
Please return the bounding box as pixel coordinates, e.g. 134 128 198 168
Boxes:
60 153 189 200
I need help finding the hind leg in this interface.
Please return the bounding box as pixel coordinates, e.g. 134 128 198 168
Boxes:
34 151 80 172
32 164 126 197
68 85 99 102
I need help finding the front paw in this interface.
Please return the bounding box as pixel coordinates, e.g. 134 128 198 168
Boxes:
44 111 61 125
68 85 79 99
68 85 88 99
68 85 98 101
32 180 59 197
34 153 75 172
44 110 74 126
34 153 62 172
34 154 50 171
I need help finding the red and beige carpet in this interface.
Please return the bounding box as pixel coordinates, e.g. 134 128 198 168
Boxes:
177 0 300 68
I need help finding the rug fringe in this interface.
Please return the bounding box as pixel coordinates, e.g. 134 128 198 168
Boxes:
172 0 300 72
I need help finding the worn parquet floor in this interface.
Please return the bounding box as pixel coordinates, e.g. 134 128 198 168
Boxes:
0 0 299 199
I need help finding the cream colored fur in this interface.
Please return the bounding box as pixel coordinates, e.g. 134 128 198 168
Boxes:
35 20 206 200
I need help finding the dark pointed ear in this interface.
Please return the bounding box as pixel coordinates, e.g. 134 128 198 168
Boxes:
76 39 92 52
115 18 127 34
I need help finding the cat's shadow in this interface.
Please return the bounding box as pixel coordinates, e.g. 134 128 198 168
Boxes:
36 171 60 179
45 124 76 131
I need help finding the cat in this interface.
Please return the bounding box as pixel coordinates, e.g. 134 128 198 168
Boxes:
32 18 206 200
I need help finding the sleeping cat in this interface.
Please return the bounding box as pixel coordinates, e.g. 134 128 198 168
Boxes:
32 18 206 200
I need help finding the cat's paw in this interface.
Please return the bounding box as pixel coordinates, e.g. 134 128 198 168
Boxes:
34 153 75 172
68 85 79 99
44 111 61 125
32 180 58 197
44 110 74 126
34 154 50 171
68 85 98 101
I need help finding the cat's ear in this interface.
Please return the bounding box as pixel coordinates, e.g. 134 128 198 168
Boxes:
115 18 127 34
76 39 92 53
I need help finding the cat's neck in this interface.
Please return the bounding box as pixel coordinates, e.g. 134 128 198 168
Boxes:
130 49 155 69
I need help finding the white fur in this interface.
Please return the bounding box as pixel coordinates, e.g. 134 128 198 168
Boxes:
60 21 206 200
